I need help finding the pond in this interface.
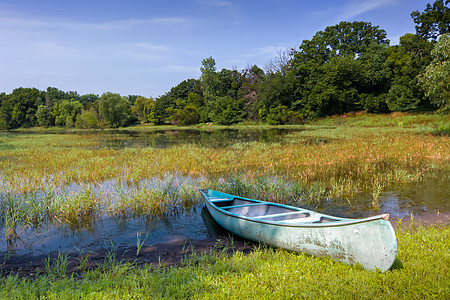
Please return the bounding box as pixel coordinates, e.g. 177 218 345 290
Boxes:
0 128 448 258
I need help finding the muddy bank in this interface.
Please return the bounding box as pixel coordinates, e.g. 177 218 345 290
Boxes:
390 211 450 229
1 212 448 278
0 235 253 279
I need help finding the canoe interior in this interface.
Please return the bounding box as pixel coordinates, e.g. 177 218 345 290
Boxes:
211 197 338 224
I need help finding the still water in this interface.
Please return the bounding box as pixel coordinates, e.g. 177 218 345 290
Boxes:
0 128 448 257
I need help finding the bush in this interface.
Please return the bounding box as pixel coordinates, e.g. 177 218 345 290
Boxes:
386 84 420 111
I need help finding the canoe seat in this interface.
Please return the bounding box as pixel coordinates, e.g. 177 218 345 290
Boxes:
279 217 320 224
210 198 231 202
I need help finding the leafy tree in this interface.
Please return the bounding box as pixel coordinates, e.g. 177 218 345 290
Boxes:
45 87 66 108
411 0 450 41
75 108 99 129
80 93 99 106
127 95 140 106
211 96 243 125
166 100 200 126
53 100 83 127
386 33 434 110
418 34 450 111
200 57 219 96
257 68 296 113
132 96 157 123
239 65 265 120
154 79 199 124
36 105 53 126
266 105 303 125
386 84 420 111
0 88 44 128
98 92 132 128
295 21 389 63
291 21 390 118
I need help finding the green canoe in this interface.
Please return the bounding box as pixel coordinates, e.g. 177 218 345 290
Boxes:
200 189 397 272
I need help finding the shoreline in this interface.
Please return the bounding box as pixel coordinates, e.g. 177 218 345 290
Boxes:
2 212 448 278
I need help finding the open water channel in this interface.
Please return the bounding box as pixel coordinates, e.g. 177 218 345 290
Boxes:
1 128 449 258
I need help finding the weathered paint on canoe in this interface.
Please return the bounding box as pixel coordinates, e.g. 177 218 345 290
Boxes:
200 189 397 272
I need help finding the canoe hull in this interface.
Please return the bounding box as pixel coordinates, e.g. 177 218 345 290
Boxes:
202 189 397 272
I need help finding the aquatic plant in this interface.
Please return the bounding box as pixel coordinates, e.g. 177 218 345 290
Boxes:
0 114 449 239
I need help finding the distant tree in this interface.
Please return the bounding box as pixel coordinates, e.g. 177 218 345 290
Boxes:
45 87 66 107
98 92 132 128
80 93 99 106
386 33 434 110
127 95 140 106
53 100 83 127
0 88 44 128
132 96 157 123
411 0 450 41
75 107 99 129
36 105 53 126
166 100 200 126
386 84 420 111
265 105 302 125
239 65 265 120
295 21 389 63
200 57 220 96
291 21 390 118
418 34 450 111
154 79 199 125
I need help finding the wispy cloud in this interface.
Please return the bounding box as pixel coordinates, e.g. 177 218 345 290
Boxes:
312 0 397 22
338 0 396 20
195 0 233 7
0 14 191 31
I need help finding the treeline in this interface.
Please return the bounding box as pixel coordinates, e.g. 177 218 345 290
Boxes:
0 1 448 130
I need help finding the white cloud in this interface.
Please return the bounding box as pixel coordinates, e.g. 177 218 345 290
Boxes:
195 0 233 7
312 0 397 22
0 14 191 32
338 0 396 20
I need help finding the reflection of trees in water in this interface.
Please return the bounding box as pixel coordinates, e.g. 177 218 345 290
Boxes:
99 129 301 149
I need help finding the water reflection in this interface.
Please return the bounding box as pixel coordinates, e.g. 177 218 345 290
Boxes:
0 205 227 257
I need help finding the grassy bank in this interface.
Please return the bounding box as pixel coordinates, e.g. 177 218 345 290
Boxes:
1 225 449 299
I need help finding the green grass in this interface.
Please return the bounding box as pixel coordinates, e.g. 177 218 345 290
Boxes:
1 225 449 299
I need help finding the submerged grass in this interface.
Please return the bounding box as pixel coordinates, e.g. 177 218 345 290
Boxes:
0 113 449 237
0 225 448 298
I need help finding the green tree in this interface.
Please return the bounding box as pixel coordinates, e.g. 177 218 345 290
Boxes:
166 100 200 126
53 100 83 127
1 88 44 128
75 108 99 129
386 33 434 111
291 21 390 118
200 57 219 96
418 34 450 111
132 96 157 123
296 21 389 63
80 93 99 106
98 92 132 128
239 65 265 120
411 0 450 41
154 79 199 124
36 105 53 126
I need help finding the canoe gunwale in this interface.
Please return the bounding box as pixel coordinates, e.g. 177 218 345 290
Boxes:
201 189 389 228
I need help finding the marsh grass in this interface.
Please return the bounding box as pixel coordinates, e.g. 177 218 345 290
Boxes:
1 113 449 238
1 225 448 298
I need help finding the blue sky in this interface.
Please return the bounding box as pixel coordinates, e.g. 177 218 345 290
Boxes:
0 0 432 98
